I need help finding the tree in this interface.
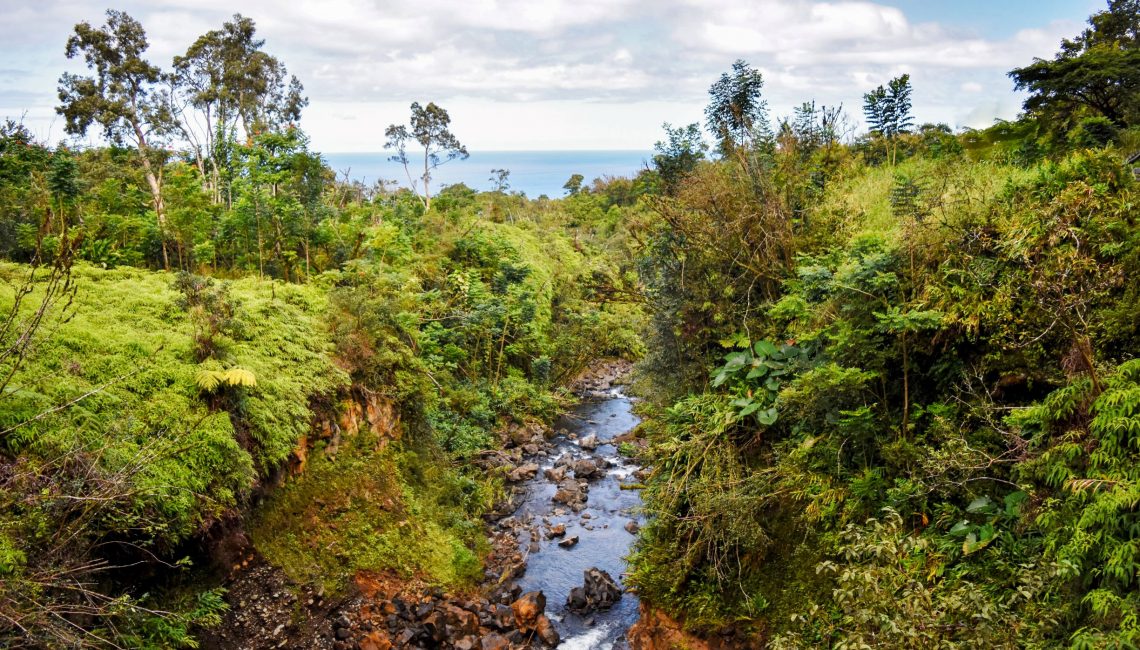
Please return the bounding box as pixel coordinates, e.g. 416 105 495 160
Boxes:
384 102 468 211
563 173 585 196
863 74 914 164
652 122 707 195
1009 0 1140 130
489 168 510 193
705 60 768 155
170 14 308 206
57 10 174 268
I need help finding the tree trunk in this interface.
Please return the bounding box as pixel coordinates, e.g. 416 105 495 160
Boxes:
423 148 431 211
139 157 170 271
132 122 170 270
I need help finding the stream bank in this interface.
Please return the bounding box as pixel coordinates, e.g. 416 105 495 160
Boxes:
199 360 647 649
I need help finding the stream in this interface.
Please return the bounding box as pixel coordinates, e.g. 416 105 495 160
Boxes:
513 388 644 649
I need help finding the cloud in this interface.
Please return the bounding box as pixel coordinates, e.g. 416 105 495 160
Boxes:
0 0 1088 150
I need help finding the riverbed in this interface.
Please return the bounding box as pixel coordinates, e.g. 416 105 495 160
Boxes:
513 388 644 648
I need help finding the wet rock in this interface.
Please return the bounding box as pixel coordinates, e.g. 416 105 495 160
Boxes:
507 462 540 483
625 520 641 534
567 567 623 614
579 434 600 450
571 458 604 479
511 591 546 629
535 614 561 646
552 478 588 509
546 523 566 539
543 466 567 482
558 535 580 548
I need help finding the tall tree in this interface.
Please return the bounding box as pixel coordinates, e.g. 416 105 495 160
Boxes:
384 102 468 211
170 14 308 206
705 60 768 156
489 168 510 193
863 74 914 164
1009 0 1140 130
57 10 174 268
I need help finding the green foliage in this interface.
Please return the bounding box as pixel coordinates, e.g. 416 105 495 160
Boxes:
252 432 490 592
706 59 768 155
653 122 707 194
1010 0 1140 131
632 84 1140 645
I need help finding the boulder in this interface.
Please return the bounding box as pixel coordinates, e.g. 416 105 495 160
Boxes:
543 466 567 482
439 603 479 636
534 614 561 647
625 520 640 534
552 478 587 510
511 591 546 629
507 462 540 483
546 523 566 539
566 568 623 614
558 535 579 548
578 434 600 450
571 458 603 479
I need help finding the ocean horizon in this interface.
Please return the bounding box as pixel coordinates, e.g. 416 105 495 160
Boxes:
323 150 654 199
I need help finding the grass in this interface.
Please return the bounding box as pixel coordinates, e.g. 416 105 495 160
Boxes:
820 157 1035 242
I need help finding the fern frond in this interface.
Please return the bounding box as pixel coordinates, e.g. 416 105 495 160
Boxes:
195 369 223 392
222 367 257 387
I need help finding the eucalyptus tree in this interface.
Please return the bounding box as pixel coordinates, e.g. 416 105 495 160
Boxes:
57 9 175 268
384 102 468 211
489 168 510 193
863 74 914 164
705 59 768 156
170 14 308 205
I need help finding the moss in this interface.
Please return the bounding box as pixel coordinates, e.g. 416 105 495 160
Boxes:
0 263 347 545
250 433 491 594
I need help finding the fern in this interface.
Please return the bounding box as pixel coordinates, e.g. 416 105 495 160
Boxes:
195 367 257 393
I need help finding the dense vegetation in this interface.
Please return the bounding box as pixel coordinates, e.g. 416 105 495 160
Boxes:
627 2 1140 648
2 1 1139 648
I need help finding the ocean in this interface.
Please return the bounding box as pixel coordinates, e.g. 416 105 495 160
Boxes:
322 150 654 199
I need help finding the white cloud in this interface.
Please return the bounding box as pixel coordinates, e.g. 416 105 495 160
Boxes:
0 0 1088 150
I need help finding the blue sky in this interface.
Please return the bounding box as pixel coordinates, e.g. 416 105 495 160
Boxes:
885 0 1099 38
0 0 1101 151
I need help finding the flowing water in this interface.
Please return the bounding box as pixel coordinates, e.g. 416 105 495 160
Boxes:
514 389 644 648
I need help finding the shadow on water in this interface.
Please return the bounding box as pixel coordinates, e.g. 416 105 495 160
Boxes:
514 389 644 649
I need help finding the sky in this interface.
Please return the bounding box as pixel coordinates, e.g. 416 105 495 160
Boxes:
0 0 1103 152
